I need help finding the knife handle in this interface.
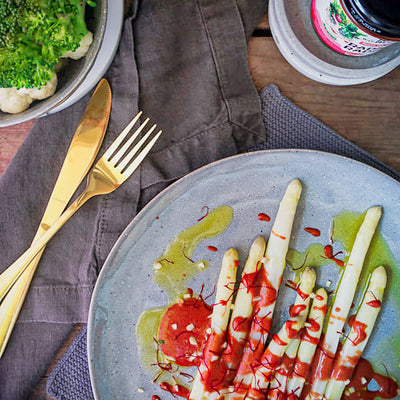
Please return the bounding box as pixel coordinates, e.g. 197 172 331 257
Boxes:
0 249 44 358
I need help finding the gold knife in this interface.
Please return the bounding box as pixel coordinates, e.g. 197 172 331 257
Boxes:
0 78 112 357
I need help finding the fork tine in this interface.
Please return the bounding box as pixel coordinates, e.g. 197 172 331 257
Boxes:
123 130 162 177
111 120 153 167
117 123 157 170
110 117 151 165
103 111 143 159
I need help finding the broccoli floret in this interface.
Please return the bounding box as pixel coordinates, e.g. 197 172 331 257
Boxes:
0 0 95 89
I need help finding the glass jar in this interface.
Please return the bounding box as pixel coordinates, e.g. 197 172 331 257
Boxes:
311 0 400 56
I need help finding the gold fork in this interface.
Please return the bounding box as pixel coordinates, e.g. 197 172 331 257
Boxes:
0 111 161 302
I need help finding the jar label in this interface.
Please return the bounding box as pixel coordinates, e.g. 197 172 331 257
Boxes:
311 0 395 56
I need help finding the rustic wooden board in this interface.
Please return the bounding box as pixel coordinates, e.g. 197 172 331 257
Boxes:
248 35 400 171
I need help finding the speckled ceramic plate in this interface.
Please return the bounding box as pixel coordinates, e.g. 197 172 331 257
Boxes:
88 150 400 400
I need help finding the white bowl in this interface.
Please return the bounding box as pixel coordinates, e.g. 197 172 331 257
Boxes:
0 0 115 128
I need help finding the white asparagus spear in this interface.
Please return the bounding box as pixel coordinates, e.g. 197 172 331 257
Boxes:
233 179 303 394
189 248 239 400
246 268 316 400
324 266 387 400
286 288 328 400
267 337 301 400
307 206 382 400
223 236 266 383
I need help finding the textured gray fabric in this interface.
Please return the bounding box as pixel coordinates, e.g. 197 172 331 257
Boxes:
47 325 94 400
0 0 266 399
45 84 400 400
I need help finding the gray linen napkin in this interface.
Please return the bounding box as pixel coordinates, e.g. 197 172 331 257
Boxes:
0 0 267 399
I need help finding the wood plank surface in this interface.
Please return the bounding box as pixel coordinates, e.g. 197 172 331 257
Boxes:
248 36 400 171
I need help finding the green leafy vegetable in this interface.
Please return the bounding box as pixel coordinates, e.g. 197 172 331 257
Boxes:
0 0 95 89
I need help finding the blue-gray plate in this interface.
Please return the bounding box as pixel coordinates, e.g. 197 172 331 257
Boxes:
88 150 400 399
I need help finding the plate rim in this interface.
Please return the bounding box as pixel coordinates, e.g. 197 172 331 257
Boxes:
87 148 400 399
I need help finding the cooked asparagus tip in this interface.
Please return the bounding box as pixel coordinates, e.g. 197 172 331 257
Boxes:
324 266 386 400
212 248 239 333
228 236 266 341
233 180 302 391
264 179 302 281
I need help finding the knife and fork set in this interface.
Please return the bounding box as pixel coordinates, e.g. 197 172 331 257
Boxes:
0 79 162 357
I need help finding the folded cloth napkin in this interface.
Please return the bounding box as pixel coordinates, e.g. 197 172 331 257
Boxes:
1 0 399 399
45 83 400 400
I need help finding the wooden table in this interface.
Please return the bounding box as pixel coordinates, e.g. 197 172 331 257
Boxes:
1 12 399 400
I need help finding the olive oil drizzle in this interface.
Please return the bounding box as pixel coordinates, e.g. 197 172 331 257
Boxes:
136 205 233 372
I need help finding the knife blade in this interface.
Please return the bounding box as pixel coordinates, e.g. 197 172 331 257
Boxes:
0 78 112 357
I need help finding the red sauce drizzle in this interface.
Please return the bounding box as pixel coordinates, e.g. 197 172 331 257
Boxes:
286 320 299 339
307 318 321 332
258 212 271 222
232 316 251 333
235 273 277 377
313 304 327 314
261 348 282 371
285 280 309 300
291 252 310 271
344 358 399 400
272 230 286 240
367 291 382 308
310 345 336 381
158 297 212 367
289 304 307 317
200 330 228 393
207 245 218 252
197 206 209 222
273 334 288 346
348 314 356 327
367 299 382 308
293 360 311 380
268 388 286 400
351 320 368 345
322 244 345 267
304 227 321 237
152 396 161 400
241 271 260 295
302 331 320 345
160 382 190 399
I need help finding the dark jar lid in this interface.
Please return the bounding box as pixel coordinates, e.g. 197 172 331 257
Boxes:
341 0 400 39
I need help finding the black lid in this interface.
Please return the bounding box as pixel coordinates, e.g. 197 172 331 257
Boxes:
342 0 400 38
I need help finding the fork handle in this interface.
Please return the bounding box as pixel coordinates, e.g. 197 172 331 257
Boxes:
0 248 45 357
0 190 93 303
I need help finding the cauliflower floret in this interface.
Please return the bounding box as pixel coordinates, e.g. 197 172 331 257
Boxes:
0 88 33 114
0 73 58 114
62 32 94 60
17 73 58 100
